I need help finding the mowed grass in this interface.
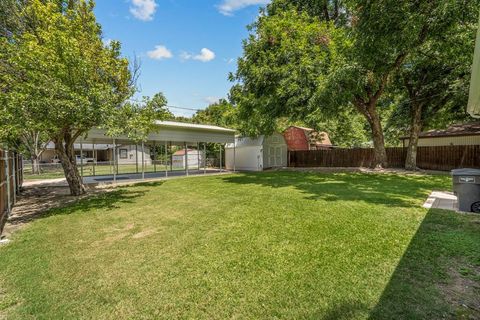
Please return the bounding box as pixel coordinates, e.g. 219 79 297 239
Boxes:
1 171 479 319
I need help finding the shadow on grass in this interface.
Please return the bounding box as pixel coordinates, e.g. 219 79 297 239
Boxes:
222 171 450 207
8 181 165 226
317 301 370 320
368 209 480 319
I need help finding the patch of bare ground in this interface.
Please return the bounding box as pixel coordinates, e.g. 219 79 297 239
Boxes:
1 185 107 240
132 228 156 239
439 260 480 319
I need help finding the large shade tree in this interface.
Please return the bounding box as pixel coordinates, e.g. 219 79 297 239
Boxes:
229 8 338 136
0 0 150 195
402 9 478 170
231 0 477 167
384 3 479 169
0 0 53 175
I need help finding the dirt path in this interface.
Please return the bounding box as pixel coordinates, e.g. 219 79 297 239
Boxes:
1 185 104 239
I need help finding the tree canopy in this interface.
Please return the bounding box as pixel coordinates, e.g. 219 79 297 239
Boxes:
0 0 164 194
192 99 238 129
231 0 480 167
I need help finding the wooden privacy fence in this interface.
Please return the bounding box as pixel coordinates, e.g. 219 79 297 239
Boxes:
0 149 23 236
288 145 480 171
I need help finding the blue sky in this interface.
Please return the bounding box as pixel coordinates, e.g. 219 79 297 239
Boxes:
94 0 269 117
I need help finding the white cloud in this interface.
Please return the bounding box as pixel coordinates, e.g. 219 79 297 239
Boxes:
147 45 173 60
130 0 157 21
181 48 216 62
195 48 216 62
217 0 270 16
180 51 193 61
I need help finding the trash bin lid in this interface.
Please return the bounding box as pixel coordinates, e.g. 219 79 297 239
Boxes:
451 168 480 176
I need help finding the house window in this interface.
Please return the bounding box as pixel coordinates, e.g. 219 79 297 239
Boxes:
119 149 128 159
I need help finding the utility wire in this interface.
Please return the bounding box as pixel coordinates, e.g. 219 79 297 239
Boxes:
127 98 204 112
166 106 203 111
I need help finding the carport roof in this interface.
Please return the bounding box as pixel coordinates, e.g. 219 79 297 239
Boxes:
154 121 236 132
76 120 236 145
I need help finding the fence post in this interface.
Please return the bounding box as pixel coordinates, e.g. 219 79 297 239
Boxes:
12 152 16 204
4 148 11 216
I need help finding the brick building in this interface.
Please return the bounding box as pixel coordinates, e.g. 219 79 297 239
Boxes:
283 126 332 151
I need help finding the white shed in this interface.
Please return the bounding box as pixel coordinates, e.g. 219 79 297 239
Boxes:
225 133 288 171
172 149 205 169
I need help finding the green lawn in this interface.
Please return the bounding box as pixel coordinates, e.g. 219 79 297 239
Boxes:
1 172 479 319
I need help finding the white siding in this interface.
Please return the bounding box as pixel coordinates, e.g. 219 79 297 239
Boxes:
404 135 480 147
225 146 263 171
225 133 287 171
263 133 288 168
172 151 205 169
117 145 151 165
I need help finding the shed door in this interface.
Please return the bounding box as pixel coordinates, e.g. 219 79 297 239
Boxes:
275 146 283 166
268 146 275 167
268 146 283 167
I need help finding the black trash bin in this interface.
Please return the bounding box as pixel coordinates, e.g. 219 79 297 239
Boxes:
451 168 480 213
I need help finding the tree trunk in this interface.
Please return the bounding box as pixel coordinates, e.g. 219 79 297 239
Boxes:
405 103 423 171
368 112 388 169
31 155 40 174
54 138 86 196
354 96 388 169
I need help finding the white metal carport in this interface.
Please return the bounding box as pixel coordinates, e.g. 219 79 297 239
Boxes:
75 121 236 184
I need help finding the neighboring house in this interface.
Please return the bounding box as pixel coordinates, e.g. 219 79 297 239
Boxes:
172 149 205 169
283 126 332 151
225 133 288 171
116 145 152 165
39 142 151 165
400 122 480 147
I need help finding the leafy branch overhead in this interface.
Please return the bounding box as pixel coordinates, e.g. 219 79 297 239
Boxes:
107 93 170 142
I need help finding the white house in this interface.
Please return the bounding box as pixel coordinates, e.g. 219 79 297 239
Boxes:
225 133 288 171
39 142 151 165
116 144 152 165
172 149 205 169
400 122 480 147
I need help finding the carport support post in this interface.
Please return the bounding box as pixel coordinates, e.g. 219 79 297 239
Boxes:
135 144 139 173
219 144 222 172
233 140 236 173
203 143 206 175
4 147 11 215
164 141 168 178
169 142 173 172
113 139 117 183
184 142 188 176
92 143 96 176
116 144 119 176
153 141 156 173
80 142 84 180
141 141 145 180
197 143 200 170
